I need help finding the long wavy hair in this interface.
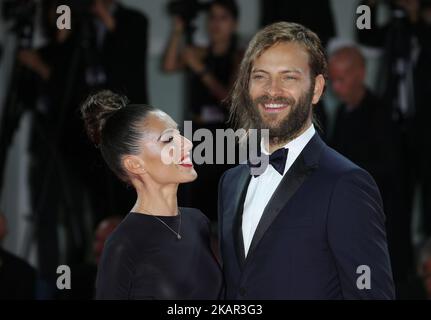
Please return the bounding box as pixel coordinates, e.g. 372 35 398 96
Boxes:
228 21 328 141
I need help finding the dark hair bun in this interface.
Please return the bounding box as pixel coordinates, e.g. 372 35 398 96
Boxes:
81 90 129 146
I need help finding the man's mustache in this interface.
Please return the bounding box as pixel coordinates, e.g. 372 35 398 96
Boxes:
253 95 296 106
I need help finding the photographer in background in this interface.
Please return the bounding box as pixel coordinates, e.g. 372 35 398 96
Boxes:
357 0 431 288
163 0 243 221
83 0 149 103
14 0 149 297
163 0 242 125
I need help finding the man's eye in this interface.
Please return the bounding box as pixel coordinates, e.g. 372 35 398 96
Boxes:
252 75 265 80
283 76 296 81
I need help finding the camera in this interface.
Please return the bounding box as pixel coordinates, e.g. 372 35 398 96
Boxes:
167 0 207 23
167 0 208 43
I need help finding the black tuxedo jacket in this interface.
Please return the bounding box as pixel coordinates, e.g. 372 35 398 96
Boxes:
218 133 395 299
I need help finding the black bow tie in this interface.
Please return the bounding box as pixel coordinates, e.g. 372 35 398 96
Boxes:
248 148 289 177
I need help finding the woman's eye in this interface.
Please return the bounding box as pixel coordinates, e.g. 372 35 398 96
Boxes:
162 136 174 143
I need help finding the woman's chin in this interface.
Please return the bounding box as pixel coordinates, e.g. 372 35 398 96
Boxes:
181 170 198 183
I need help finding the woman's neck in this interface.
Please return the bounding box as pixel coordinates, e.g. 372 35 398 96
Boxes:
131 181 179 216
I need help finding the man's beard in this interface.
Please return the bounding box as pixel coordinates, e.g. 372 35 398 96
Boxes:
247 84 315 144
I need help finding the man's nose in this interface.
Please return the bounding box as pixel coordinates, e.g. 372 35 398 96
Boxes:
266 78 283 96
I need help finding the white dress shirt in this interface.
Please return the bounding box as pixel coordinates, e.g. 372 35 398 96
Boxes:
242 124 316 256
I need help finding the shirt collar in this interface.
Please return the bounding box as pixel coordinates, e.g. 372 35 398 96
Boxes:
261 123 316 155
259 124 316 175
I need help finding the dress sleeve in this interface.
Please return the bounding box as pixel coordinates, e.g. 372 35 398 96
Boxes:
95 238 135 300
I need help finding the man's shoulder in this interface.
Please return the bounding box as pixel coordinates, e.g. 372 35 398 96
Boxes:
318 144 372 181
220 142 373 187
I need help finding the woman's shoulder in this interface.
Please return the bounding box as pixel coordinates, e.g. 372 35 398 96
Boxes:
102 229 135 263
103 213 147 254
104 219 133 250
180 207 210 225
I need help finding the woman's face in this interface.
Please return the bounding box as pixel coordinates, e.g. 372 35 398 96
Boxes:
207 4 237 43
126 111 197 185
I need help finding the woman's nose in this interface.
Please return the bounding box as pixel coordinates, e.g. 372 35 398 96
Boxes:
181 136 193 153
175 135 193 158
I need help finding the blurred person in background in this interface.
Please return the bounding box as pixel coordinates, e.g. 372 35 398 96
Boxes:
0 214 6 243
357 0 431 281
93 216 123 265
328 46 407 290
418 238 431 299
57 216 122 300
0 211 36 299
163 0 243 221
397 237 431 299
13 0 149 297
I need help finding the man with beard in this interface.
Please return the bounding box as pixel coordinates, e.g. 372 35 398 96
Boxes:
217 22 395 299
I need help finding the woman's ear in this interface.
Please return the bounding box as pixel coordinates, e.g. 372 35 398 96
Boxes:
123 155 146 176
312 74 325 105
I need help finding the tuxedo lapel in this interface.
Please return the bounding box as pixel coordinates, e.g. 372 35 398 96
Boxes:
246 133 325 260
232 166 252 269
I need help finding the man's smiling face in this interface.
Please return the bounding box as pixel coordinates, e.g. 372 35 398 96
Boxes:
248 42 323 143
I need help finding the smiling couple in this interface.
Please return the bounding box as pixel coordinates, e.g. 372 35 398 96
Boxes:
90 21 395 300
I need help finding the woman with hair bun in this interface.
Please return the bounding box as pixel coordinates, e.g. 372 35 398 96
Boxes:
81 90 222 299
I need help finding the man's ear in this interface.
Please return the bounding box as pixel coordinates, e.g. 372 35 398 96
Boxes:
123 155 146 176
312 74 325 105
